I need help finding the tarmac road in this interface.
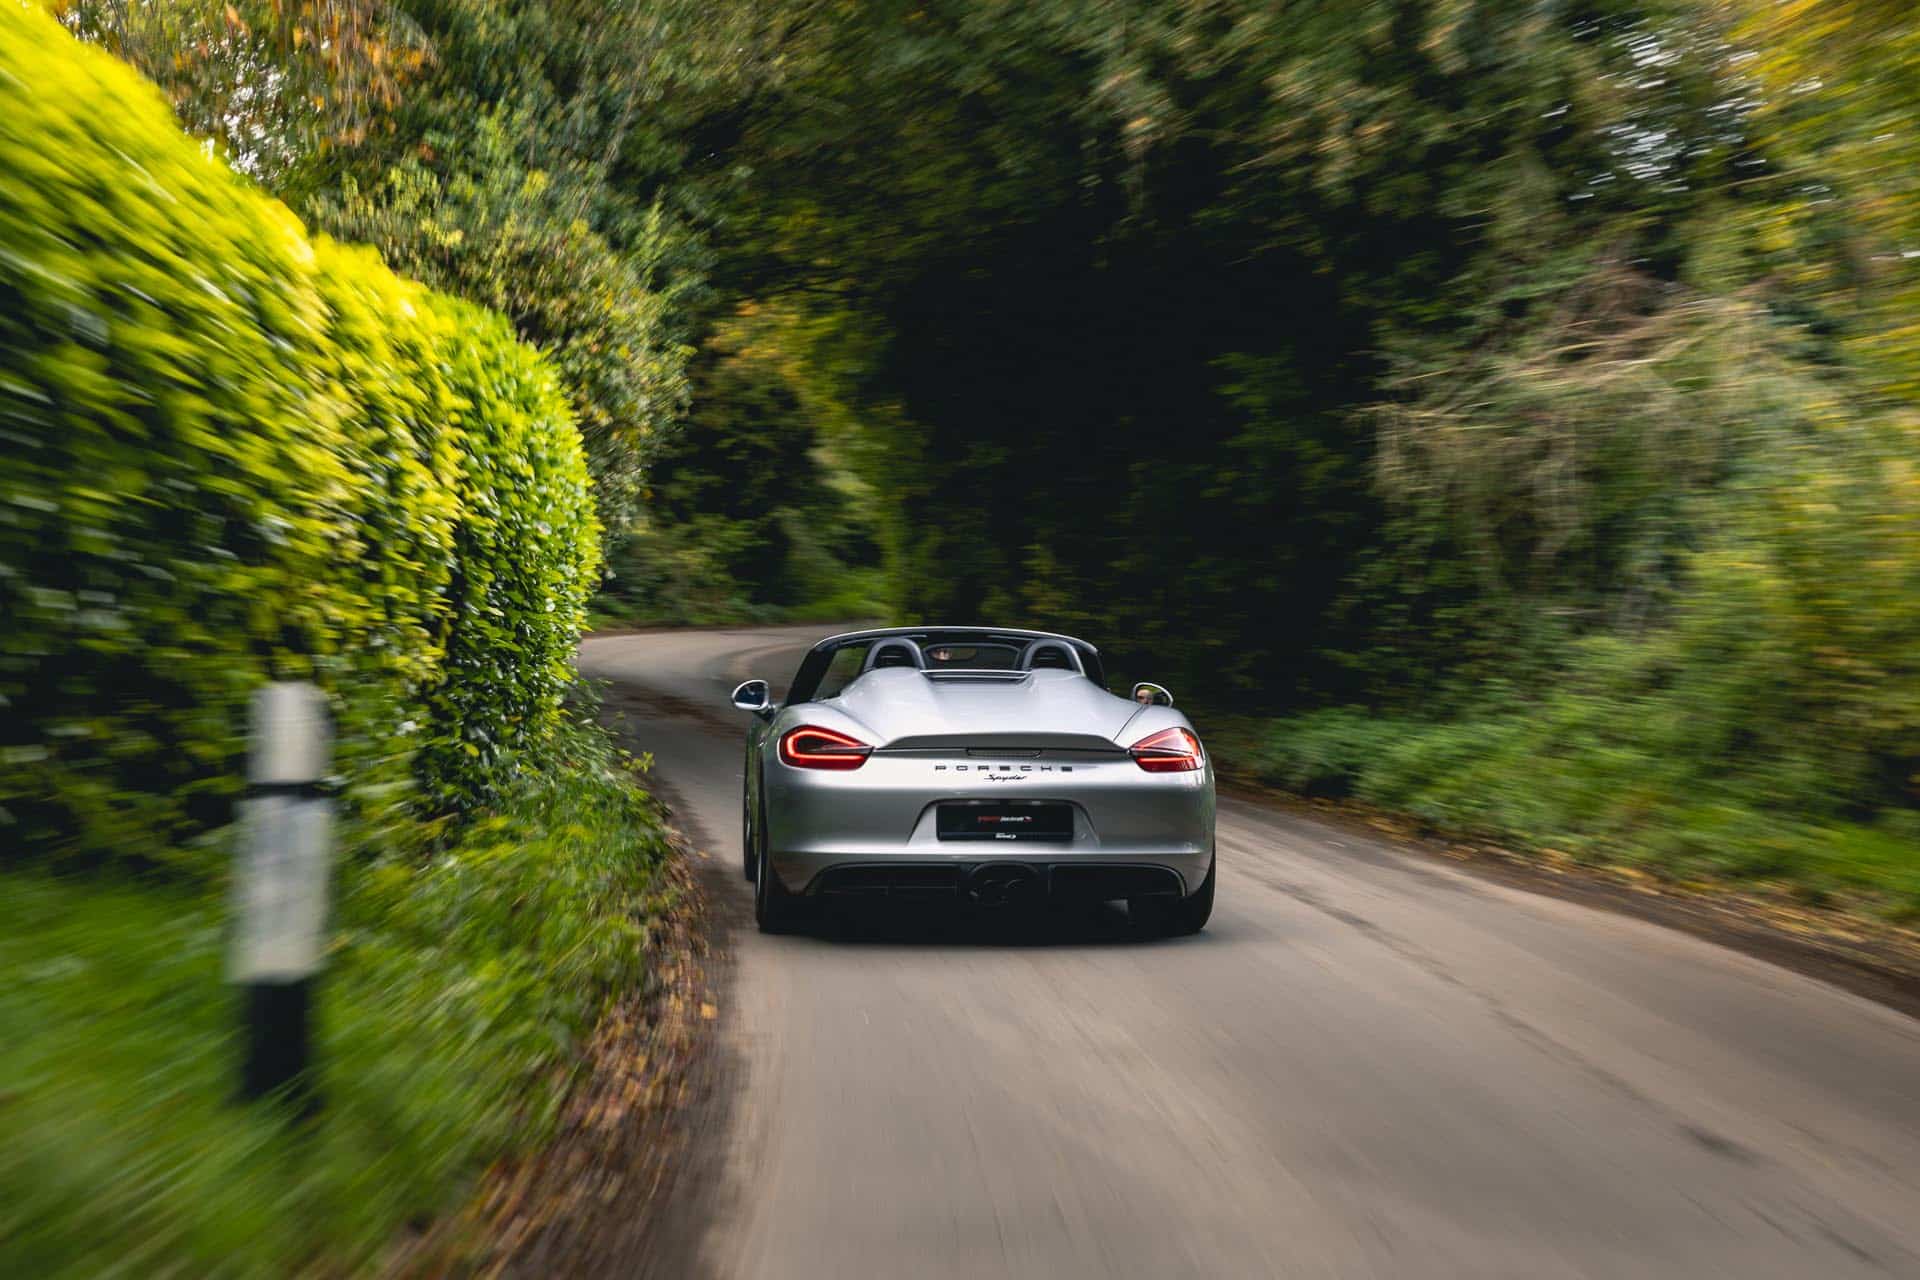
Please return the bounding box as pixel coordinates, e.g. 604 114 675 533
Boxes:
580 626 1920 1279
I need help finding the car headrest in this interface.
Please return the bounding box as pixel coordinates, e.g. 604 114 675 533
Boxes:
864 638 924 672
1020 641 1081 673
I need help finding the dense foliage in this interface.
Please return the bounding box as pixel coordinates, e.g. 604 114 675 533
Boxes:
63 0 1919 900
596 305 888 626
611 0 1912 904
2 14 670 1276
11 2 1917 1270
651 1 1758 684
0 4 600 866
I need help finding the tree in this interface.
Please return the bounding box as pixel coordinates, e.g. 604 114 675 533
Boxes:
66 0 749 530
659 0 1752 696
1724 0 1920 404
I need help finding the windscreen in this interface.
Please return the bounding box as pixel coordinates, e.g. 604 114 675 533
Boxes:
786 630 1106 704
922 642 1020 670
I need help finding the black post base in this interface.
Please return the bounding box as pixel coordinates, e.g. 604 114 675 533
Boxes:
239 978 319 1116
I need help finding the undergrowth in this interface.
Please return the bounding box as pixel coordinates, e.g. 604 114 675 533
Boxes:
1246 647 1920 920
0 713 671 1278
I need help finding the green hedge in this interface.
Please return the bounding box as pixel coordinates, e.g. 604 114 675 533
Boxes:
0 5 599 870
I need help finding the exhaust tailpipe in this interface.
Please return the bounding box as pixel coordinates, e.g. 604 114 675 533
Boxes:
968 863 1039 907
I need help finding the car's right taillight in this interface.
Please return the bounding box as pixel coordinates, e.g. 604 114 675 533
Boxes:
779 725 872 770
1129 726 1203 773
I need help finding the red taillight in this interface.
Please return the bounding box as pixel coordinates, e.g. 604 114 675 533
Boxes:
1129 726 1203 773
779 725 872 770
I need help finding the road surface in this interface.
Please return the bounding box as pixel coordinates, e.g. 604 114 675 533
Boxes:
580 626 1920 1279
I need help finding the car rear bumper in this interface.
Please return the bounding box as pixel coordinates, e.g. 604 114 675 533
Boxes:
764 750 1215 898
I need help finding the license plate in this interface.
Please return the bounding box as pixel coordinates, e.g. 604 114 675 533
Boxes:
936 801 1073 842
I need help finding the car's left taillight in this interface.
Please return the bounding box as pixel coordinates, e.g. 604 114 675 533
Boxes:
1128 726 1203 773
779 725 872 770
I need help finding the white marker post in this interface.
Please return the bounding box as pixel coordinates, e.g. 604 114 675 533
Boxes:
231 682 333 1109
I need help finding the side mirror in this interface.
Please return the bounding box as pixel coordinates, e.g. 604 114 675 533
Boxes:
731 679 773 718
1132 682 1173 707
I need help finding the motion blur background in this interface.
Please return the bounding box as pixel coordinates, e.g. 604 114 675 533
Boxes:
3 0 1918 1273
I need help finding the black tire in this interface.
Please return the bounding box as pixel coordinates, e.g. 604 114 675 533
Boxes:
1130 855 1214 938
741 789 757 883
752 800 804 934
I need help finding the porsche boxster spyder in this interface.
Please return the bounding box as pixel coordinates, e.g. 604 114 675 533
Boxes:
731 626 1215 935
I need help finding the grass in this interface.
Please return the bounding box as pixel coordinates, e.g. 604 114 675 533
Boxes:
1237 702 1920 922
0 718 673 1278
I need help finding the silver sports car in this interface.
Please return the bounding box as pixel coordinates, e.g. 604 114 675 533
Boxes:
731 626 1216 935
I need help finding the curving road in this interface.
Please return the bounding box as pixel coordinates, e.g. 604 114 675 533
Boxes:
580 626 1920 1279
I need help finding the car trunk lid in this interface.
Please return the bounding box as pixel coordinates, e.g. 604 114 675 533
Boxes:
828 667 1139 752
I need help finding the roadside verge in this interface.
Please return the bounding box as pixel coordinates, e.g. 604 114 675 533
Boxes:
387 819 729 1278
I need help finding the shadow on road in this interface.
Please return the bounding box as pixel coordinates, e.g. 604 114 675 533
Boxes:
784 900 1231 950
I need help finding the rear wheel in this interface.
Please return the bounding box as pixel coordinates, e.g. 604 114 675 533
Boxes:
741 789 757 883
752 800 803 934
1131 855 1214 937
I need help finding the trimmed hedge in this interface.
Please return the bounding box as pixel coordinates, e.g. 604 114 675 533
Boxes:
0 5 600 871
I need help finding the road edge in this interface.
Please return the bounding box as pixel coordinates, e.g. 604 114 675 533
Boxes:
1224 780 1920 1022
